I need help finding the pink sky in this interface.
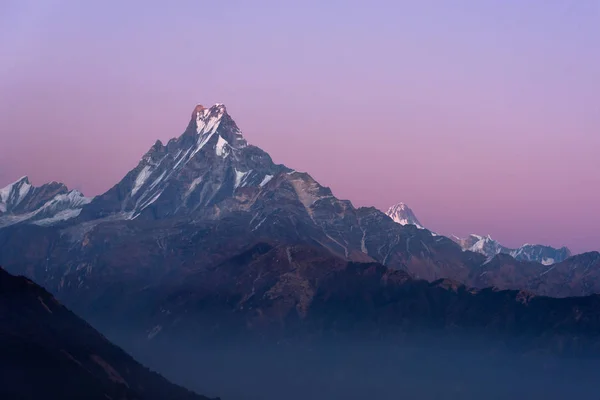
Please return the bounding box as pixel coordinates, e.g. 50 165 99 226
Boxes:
1 1 599 253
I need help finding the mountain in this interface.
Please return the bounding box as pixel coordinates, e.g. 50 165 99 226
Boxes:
469 251 600 298
450 234 572 265
0 102 598 312
80 103 289 221
83 243 600 400
93 242 600 355
385 202 424 229
452 234 509 261
2 102 600 399
0 176 91 228
510 243 572 265
0 266 214 400
384 202 571 265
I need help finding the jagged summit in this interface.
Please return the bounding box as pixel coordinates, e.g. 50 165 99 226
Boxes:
450 233 572 265
192 104 207 115
1 176 31 192
386 202 424 229
82 102 288 220
184 103 247 149
191 103 225 115
0 177 90 227
194 103 226 131
0 176 34 213
386 201 572 266
11 176 29 185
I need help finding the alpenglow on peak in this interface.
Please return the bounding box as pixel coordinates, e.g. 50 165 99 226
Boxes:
192 103 247 149
386 202 424 229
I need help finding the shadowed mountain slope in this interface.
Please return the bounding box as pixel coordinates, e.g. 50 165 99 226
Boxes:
0 267 215 400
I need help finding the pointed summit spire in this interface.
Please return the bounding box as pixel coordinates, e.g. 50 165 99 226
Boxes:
386 202 424 229
189 103 247 149
12 176 30 185
1 176 32 201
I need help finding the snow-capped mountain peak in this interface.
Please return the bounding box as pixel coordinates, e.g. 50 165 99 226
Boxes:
0 176 33 213
509 244 572 266
385 201 571 266
450 234 572 265
386 202 424 229
0 177 91 227
80 103 289 220
194 104 223 134
193 103 247 149
468 234 503 257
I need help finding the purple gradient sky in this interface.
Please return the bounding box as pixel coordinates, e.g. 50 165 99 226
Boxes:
1 1 599 253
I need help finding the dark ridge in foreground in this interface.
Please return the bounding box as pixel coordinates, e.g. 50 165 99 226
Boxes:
0 267 215 400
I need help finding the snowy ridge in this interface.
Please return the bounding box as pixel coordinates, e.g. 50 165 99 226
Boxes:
0 177 91 228
386 203 424 229
467 235 504 258
0 176 32 213
38 190 91 211
34 208 84 226
129 104 242 203
451 234 572 266
82 103 290 220
195 103 247 149
384 201 572 266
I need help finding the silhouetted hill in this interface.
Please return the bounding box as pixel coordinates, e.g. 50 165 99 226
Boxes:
0 267 215 400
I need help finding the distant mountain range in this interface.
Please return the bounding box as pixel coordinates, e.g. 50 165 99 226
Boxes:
1 103 600 359
450 234 571 265
385 202 572 265
0 176 90 228
0 266 213 400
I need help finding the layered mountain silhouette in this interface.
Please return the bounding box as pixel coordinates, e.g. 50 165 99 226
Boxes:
1 103 599 346
450 234 571 265
0 266 214 400
82 242 600 355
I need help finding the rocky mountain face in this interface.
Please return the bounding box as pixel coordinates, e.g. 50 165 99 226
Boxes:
0 176 91 228
0 266 214 400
